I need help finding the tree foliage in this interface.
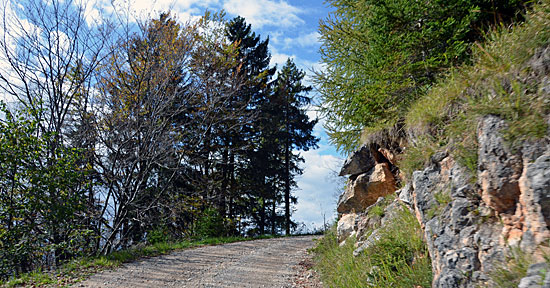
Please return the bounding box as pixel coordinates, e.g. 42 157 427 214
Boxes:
0 104 89 278
94 12 198 252
315 0 528 153
0 0 108 269
0 1 319 279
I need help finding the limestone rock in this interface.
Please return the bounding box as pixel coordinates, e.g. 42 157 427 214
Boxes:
519 152 550 246
411 166 441 222
518 262 548 288
397 184 413 207
337 163 396 214
339 145 376 176
353 229 380 257
477 116 523 213
450 198 475 231
474 222 505 273
335 107 550 287
411 155 504 288
528 262 548 276
337 213 357 243
356 203 382 242
378 147 396 165
354 214 376 243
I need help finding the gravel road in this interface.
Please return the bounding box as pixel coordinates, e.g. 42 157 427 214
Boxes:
78 236 320 288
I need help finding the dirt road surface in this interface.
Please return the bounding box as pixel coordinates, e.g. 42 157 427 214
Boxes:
78 236 321 288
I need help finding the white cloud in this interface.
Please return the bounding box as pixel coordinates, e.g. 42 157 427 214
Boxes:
105 0 213 24
270 51 295 69
267 31 283 46
293 144 344 230
82 0 109 26
85 0 306 30
269 48 319 82
283 31 320 48
297 31 320 47
223 0 303 28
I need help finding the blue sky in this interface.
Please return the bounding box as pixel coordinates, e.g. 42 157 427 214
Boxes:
94 0 347 230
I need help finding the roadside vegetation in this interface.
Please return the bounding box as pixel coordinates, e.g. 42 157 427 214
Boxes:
313 0 550 286
490 246 550 287
312 205 431 287
315 0 528 153
402 0 550 176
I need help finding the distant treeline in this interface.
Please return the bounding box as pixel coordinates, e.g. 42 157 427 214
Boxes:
0 1 317 279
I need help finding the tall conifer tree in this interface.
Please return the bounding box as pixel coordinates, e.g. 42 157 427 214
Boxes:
272 59 319 235
222 17 276 226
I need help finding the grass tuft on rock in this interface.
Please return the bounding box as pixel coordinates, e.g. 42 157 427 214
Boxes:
489 246 550 288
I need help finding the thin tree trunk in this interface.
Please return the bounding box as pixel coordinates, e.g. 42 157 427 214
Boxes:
284 91 291 235
228 152 236 233
220 146 229 218
260 200 265 235
271 198 276 235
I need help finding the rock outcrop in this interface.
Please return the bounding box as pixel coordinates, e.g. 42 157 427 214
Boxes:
519 150 550 249
337 213 357 243
407 117 549 287
331 29 550 288
337 163 396 214
518 262 550 288
478 116 523 214
402 153 504 287
334 114 550 287
336 144 398 243
339 145 376 177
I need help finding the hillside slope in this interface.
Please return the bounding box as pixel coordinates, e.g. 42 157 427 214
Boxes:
317 1 550 287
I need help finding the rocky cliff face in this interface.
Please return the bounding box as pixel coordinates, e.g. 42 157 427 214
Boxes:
336 143 398 246
336 115 550 287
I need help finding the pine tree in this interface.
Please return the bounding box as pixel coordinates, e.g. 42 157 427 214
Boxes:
221 17 276 229
272 59 319 235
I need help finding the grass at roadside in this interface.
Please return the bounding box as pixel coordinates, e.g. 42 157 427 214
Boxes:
311 205 432 287
0 236 274 288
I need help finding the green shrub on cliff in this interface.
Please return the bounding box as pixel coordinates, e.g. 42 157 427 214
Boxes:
403 0 550 176
315 0 527 153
